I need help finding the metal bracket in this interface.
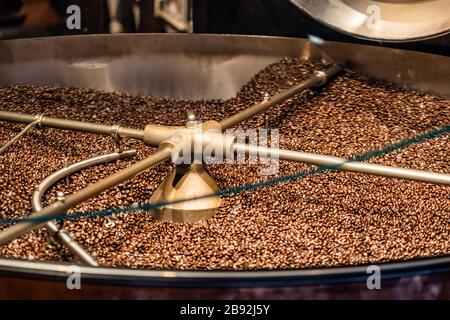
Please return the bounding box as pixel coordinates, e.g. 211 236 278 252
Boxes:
313 70 327 87
111 124 121 153
34 114 45 129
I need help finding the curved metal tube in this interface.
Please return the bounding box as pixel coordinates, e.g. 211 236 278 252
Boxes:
219 65 342 130
0 147 172 245
32 150 137 267
0 119 39 155
234 143 450 185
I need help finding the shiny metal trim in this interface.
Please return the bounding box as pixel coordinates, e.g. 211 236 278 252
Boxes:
291 0 450 41
0 256 449 287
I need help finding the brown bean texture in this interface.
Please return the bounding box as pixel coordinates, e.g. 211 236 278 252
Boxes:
0 58 449 270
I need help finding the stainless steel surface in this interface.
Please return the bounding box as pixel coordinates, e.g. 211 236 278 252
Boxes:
315 41 450 98
220 65 342 129
0 34 320 100
0 148 172 245
234 143 450 185
290 0 450 41
32 150 137 266
0 34 448 98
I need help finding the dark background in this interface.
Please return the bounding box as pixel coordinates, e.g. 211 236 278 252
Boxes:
0 0 448 56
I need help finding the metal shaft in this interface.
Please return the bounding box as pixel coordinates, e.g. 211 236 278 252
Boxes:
32 150 136 266
220 65 342 130
0 119 39 155
0 111 144 140
234 143 450 185
0 148 172 245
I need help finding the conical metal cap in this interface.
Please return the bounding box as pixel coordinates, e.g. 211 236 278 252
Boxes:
149 163 221 223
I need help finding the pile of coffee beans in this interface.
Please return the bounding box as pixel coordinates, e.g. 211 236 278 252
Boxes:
0 58 448 270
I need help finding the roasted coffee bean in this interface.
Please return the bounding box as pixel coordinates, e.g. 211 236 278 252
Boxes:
0 58 448 269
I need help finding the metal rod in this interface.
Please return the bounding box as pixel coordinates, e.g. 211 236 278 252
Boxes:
234 143 450 185
32 150 136 267
0 147 172 245
220 65 342 130
0 119 39 155
0 111 144 140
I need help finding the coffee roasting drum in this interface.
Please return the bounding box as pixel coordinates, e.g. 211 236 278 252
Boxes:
0 1 449 299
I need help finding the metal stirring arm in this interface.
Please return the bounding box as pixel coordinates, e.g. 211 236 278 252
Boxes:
0 147 172 246
233 143 450 185
0 110 144 141
219 65 342 130
32 150 137 266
